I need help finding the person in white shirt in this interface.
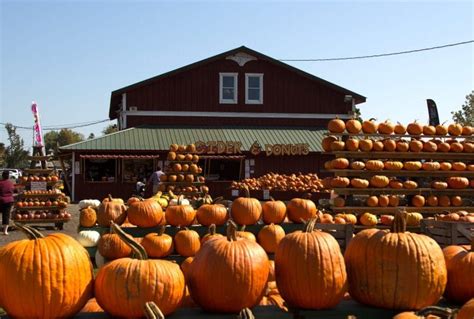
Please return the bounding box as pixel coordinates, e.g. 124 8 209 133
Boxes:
147 166 164 195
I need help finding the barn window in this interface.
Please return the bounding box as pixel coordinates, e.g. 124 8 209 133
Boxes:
219 73 238 104
245 73 263 104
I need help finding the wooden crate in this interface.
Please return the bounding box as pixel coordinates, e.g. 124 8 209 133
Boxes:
420 219 473 246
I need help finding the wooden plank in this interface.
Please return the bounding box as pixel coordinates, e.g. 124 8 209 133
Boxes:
329 151 474 161
23 168 54 174
326 169 474 177
332 188 474 196
27 156 50 161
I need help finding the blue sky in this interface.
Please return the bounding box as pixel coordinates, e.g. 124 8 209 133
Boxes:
1 0 473 150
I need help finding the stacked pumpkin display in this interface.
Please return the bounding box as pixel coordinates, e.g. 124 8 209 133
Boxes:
231 172 328 193
324 118 474 224
159 144 207 198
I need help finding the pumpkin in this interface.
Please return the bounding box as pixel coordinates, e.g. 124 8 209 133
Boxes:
373 140 385 152
389 195 400 207
383 139 397 152
362 119 378 134
379 195 390 207
393 307 455 319
403 180 418 189
331 158 350 169
439 196 451 207
378 120 395 134
432 181 448 189
80 206 97 227
370 175 390 188
396 140 410 152
80 298 104 313
351 161 365 170
174 228 201 257
331 140 346 151
258 223 285 253
201 224 224 245
97 226 133 260
287 197 317 223
328 118 346 133
330 176 351 188
188 222 269 312
322 136 338 152
344 212 447 310
458 298 474 319
336 213 357 225
275 218 347 309
77 230 101 247
407 121 424 135
345 138 360 151
412 195 425 207
127 198 163 228
366 160 384 171
436 124 448 135
367 196 379 207
78 199 101 209
438 142 451 152
346 118 362 133
440 162 452 171
452 162 467 171
463 141 474 153
451 196 463 206
423 140 438 152
0 224 93 318
333 197 346 208
426 195 439 207
97 194 127 227
359 139 374 152
319 213 334 224
334 216 346 224
389 179 404 189
324 160 333 170
262 198 287 224
360 212 377 226
197 199 228 226
165 196 196 226
180 257 194 280
462 126 474 136
423 125 436 135
95 223 185 316
394 122 407 134
351 178 369 188
422 161 440 171
404 161 422 171
448 123 463 136
409 140 424 152
406 212 423 226
141 226 174 258
450 142 464 153
231 187 262 225
186 144 197 153
442 239 474 304
237 226 257 242
385 161 404 170
447 177 469 189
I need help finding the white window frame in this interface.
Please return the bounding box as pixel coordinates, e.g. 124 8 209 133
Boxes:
219 73 238 104
245 73 263 104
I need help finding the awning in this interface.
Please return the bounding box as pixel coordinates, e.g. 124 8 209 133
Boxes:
199 155 245 160
80 154 159 159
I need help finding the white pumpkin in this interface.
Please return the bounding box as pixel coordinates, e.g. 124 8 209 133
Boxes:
78 199 101 209
168 198 190 206
76 230 101 247
95 249 107 268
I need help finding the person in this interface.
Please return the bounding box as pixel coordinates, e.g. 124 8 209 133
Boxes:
147 166 164 195
0 170 14 235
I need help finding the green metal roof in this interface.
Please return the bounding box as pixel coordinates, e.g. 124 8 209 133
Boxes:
59 126 326 152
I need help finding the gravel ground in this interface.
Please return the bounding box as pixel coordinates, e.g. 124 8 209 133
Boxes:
0 204 81 246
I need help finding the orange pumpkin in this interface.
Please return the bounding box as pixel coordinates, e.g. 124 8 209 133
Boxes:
333 197 346 208
286 198 317 223
359 212 378 226
328 118 346 133
385 161 404 170
359 139 374 152
141 226 174 258
346 119 362 133
80 207 97 227
366 160 384 171
423 140 437 152
388 195 400 207
403 180 418 189
165 197 196 227
426 195 438 207
367 196 379 207
423 125 436 135
262 198 287 224
462 142 474 153
436 124 448 135
258 223 285 253
394 122 407 134
345 138 360 151
331 158 350 169
331 140 346 151
200 224 224 245
373 140 384 152
196 199 228 226
458 298 474 319
404 161 422 171
351 161 365 170
440 162 452 171
451 196 463 207
378 120 395 134
407 121 423 135
438 142 451 152
231 187 262 225
412 195 425 207
390 179 404 189
432 181 448 189
438 196 451 207
453 162 467 171
351 178 369 189
442 240 474 304
447 177 469 189
370 175 390 188
322 136 338 152
378 195 390 207
422 161 440 171
448 123 463 136
450 142 464 153
97 194 127 227
396 140 409 152
462 126 474 136
80 298 104 313
409 140 424 152
382 139 396 152
330 176 351 188
174 228 201 257
127 198 163 228
98 227 133 260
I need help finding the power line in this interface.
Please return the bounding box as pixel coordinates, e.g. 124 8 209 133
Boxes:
0 119 111 131
279 40 474 62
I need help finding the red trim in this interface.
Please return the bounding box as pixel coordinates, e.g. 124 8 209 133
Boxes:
80 154 159 159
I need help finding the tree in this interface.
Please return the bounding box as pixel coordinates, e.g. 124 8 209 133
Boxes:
102 124 118 135
0 143 5 167
4 123 29 168
452 91 474 126
44 129 84 157
88 133 95 139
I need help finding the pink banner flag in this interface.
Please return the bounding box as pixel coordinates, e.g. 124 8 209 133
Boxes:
31 101 44 147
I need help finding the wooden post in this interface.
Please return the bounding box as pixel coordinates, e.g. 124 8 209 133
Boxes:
58 154 72 196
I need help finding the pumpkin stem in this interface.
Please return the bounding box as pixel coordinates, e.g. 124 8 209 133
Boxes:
415 306 454 317
226 220 238 241
238 308 255 319
14 222 45 239
303 218 318 233
391 211 407 233
269 196 275 201
108 194 113 201
157 225 166 236
241 185 250 198
177 195 184 205
143 301 164 319
110 222 148 260
208 224 217 235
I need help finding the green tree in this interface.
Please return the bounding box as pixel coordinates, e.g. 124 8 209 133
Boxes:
0 143 5 167
44 129 84 157
102 124 118 135
452 91 474 126
4 123 29 168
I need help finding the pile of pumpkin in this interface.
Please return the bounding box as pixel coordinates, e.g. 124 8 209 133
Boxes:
1 212 474 318
231 172 328 192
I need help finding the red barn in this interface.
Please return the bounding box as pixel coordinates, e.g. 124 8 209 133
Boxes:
61 46 365 201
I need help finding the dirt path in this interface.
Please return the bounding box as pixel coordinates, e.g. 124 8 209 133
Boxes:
0 204 81 246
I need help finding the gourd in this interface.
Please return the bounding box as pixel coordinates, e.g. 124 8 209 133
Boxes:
77 230 101 247
78 199 101 209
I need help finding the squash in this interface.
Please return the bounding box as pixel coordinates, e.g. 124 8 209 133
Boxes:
322 136 338 152
448 123 463 136
383 139 397 152
77 230 101 247
346 118 362 133
97 194 127 227
362 119 378 134
328 118 346 133
366 160 384 171
396 140 409 152
351 161 365 170
359 212 377 226
409 140 424 152
407 120 423 135
359 139 374 152
394 122 407 134
331 158 350 169
80 206 97 227
78 199 101 209
447 177 469 189
370 175 390 188
378 120 395 134
404 161 422 171
351 178 369 189
385 161 404 170
373 140 385 152
345 138 360 151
